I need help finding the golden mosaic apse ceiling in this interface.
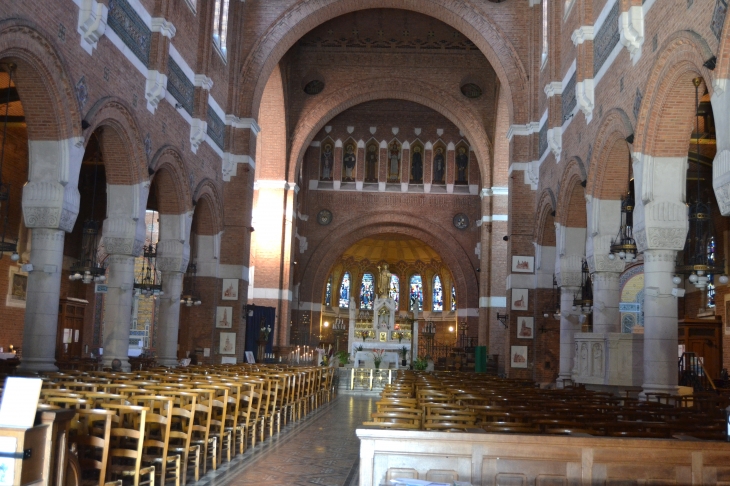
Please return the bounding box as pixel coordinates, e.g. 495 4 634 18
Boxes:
340 234 441 264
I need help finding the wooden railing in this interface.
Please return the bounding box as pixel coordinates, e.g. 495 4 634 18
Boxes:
679 352 717 392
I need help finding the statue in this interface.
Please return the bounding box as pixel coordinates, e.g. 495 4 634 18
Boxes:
343 143 356 181
433 147 445 183
366 143 378 182
388 142 400 182
321 143 333 180
376 263 392 298
456 146 468 183
411 146 423 183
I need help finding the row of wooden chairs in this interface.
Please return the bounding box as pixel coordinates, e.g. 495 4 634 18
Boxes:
10 364 337 486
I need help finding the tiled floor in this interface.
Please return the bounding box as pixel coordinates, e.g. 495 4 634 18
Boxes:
195 394 375 486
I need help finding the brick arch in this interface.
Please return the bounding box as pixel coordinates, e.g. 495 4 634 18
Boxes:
83 98 148 186
287 78 491 183
150 147 193 215
192 179 224 235
535 189 556 247
298 213 478 317
555 159 587 229
634 31 714 158
586 109 633 200
0 20 82 142
237 0 527 125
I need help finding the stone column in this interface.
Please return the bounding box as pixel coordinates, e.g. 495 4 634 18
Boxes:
591 272 621 333
101 182 149 371
711 83 730 215
632 153 688 397
155 218 191 366
557 286 580 386
19 138 84 372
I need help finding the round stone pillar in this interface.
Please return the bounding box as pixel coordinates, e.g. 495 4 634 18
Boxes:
156 271 184 366
557 286 580 387
641 249 679 397
102 254 136 371
592 272 621 334
19 229 66 372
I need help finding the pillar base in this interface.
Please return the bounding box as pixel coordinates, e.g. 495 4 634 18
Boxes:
639 383 678 400
17 357 58 373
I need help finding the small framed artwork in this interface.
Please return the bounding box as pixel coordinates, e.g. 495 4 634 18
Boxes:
219 332 236 354
244 351 255 364
512 256 534 273
511 288 528 311
6 266 27 308
511 345 528 368
379 331 387 342
216 306 233 328
221 279 239 301
517 317 534 339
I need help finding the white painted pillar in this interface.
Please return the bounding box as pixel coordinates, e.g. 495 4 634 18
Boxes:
558 286 580 386
641 249 679 396
19 138 84 372
632 153 688 397
711 81 730 215
592 272 621 334
156 271 183 366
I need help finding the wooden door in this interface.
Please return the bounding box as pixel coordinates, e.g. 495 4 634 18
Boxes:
56 299 87 360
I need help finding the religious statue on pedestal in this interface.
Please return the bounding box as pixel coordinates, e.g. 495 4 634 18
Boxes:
376 263 392 298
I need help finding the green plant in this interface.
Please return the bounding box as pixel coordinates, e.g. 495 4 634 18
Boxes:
356 344 364 351
335 350 350 365
400 346 408 358
413 357 428 371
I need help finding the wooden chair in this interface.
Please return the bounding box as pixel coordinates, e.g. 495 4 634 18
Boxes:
363 410 422 430
188 388 217 474
197 384 233 465
68 408 120 486
102 403 155 486
158 391 200 486
128 395 180 486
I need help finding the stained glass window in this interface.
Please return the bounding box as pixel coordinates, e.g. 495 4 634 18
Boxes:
339 273 350 308
389 274 400 308
451 285 457 311
213 0 231 57
324 276 332 307
360 273 374 310
409 275 423 311
432 275 443 311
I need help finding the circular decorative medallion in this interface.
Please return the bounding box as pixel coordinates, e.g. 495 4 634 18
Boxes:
453 213 469 230
460 83 483 99
303 79 325 95
317 209 333 226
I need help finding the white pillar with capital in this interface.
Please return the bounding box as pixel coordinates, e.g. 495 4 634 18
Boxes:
632 153 688 397
19 138 84 372
101 182 149 371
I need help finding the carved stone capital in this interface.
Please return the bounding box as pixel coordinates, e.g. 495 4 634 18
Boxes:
103 237 144 257
190 118 207 154
619 7 644 64
713 150 730 216
145 69 168 113
78 0 108 54
556 271 581 288
22 180 79 232
156 239 190 273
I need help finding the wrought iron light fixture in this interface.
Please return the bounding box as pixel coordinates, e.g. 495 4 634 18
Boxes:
180 262 201 306
69 132 105 284
675 77 728 311
608 172 637 262
134 211 162 298
543 275 561 319
0 64 18 261
572 260 593 314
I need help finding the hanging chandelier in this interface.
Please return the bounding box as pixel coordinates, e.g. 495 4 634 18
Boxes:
133 211 162 297
543 275 561 319
0 64 18 262
608 173 637 262
675 77 728 307
572 260 593 314
180 262 201 306
69 133 105 284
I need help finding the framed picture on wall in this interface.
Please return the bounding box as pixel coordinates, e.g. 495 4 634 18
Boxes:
512 256 534 273
725 294 730 335
220 332 236 354
511 289 528 311
221 279 239 301
6 266 27 308
517 317 534 339
216 307 233 328
511 345 528 368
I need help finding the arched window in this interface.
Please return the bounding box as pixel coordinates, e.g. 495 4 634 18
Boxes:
564 0 575 18
339 273 351 308
541 0 548 67
708 237 717 308
213 0 231 57
389 274 400 308
324 275 332 307
432 275 443 311
451 285 457 311
409 275 423 311
360 273 374 310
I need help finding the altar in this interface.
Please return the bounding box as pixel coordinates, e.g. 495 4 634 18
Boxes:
336 264 421 377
